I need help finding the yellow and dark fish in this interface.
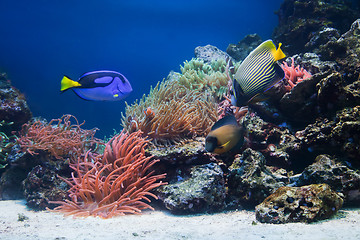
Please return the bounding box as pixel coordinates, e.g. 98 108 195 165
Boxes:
231 40 286 107
205 114 244 154
60 70 132 101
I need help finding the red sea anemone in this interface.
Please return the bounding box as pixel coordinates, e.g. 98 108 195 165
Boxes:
281 57 312 90
17 114 100 159
51 130 166 218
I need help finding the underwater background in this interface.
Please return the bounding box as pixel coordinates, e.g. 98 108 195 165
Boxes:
1 0 360 228
0 0 283 138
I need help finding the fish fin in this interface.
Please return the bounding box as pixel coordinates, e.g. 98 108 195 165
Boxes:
247 64 285 105
247 65 284 104
232 78 248 107
61 76 81 91
219 140 231 149
274 62 285 79
257 40 286 62
241 40 274 63
273 43 286 61
264 63 285 92
247 93 269 105
255 40 276 54
112 89 121 98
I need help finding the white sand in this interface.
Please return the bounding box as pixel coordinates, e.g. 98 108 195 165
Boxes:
0 200 359 240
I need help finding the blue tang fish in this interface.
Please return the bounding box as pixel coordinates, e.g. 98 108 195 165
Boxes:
60 70 133 101
231 40 286 107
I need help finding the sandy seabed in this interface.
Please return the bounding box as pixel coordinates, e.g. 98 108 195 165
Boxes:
0 200 359 240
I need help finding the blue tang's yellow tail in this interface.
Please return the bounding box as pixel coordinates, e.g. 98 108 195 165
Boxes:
61 76 81 91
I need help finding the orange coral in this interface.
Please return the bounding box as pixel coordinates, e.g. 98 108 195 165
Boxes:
51 130 166 218
16 114 100 159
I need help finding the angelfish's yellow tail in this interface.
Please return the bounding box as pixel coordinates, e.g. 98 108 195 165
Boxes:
273 43 286 62
60 76 81 91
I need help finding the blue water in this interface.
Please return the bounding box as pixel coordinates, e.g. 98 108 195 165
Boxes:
0 0 283 138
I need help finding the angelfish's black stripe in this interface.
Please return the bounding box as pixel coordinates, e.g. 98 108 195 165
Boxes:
242 57 273 91
245 71 276 96
236 50 275 96
238 50 271 86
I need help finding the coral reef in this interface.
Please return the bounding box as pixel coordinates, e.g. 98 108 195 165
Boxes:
226 34 263 62
0 73 32 131
227 149 288 208
145 15 360 216
0 130 15 169
293 155 360 205
128 17 360 217
51 131 166 218
147 137 212 165
0 115 102 206
121 59 226 145
273 0 358 55
320 18 360 82
255 184 343 224
194 45 230 63
242 111 300 168
295 106 360 166
1 3 360 224
157 163 225 214
281 57 312 90
22 165 69 210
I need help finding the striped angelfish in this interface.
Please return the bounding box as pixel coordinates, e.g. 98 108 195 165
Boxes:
231 40 286 107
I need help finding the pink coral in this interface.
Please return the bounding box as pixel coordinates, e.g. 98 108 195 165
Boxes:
281 58 312 91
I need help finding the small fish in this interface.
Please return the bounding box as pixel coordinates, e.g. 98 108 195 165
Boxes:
205 114 244 154
60 70 132 101
231 40 286 107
